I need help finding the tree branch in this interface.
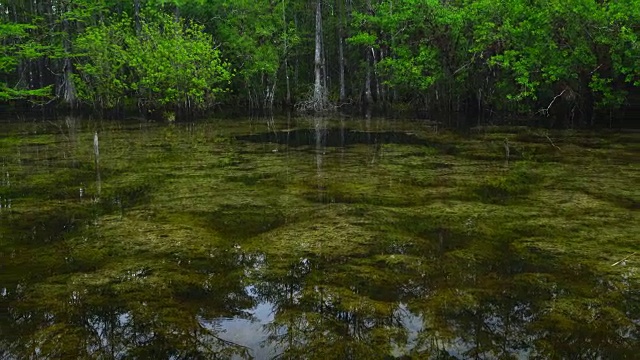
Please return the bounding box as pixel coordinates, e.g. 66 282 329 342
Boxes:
537 89 566 116
545 134 561 151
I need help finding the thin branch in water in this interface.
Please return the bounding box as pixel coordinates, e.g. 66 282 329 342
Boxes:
503 138 510 164
545 134 561 151
47 120 70 141
611 252 636 267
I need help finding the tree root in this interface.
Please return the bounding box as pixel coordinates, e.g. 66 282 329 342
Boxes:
295 88 336 113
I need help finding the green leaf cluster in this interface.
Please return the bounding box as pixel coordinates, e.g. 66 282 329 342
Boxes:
349 0 640 119
189 0 300 105
73 11 231 112
0 21 52 100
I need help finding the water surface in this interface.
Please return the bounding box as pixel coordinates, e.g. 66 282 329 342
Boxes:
0 116 638 359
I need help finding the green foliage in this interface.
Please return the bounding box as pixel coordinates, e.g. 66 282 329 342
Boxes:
195 0 300 105
346 0 639 121
0 83 53 101
0 0 638 120
74 11 231 112
350 0 468 99
0 21 52 100
127 12 231 110
467 0 640 111
73 17 130 108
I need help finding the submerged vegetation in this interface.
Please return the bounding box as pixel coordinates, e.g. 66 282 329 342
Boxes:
0 116 638 358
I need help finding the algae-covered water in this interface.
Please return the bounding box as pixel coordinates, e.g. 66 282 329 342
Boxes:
0 116 638 359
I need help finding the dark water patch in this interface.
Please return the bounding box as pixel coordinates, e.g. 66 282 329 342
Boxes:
101 183 155 210
224 172 286 188
225 173 265 186
403 175 439 188
1 168 96 201
401 150 439 158
236 128 432 148
513 132 551 144
0 207 90 244
195 205 287 240
302 187 422 207
388 215 473 255
379 211 563 274
472 162 542 204
463 152 520 161
582 189 640 210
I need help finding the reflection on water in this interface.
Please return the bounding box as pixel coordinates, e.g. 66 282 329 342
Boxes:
211 286 279 359
0 117 638 359
235 127 429 148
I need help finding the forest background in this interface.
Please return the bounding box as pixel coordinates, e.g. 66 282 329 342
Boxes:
0 0 638 127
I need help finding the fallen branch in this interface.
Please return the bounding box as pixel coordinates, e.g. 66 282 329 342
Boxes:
545 134 561 151
611 252 637 267
503 138 510 161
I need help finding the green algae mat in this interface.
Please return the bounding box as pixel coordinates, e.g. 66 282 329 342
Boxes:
0 116 638 359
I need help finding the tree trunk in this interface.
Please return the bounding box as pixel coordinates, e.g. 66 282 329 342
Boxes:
59 3 77 106
373 48 381 101
364 0 374 105
294 13 299 95
134 0 141 35
283 1 291 106
337 0 346 103
364 48 373 105
313 0 324 104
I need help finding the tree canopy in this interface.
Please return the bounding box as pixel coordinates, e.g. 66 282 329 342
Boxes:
0 0 638 125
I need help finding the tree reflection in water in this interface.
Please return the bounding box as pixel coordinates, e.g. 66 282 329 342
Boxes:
246 235 639 359
0 243 258 359
0 118 638 359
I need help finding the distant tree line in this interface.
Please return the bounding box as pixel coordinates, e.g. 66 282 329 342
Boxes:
0 0 638 126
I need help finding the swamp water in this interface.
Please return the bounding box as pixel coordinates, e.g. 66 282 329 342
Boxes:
0 116 638 359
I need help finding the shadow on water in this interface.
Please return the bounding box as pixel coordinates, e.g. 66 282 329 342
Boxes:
236 128 430 148
193 205 288 241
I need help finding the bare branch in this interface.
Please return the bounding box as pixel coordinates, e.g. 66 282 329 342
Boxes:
590 64 603 75
545 134 561 151
537 89 566 116
611 252 636 267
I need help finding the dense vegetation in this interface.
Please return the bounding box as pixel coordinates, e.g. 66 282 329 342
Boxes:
1 0 639 125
